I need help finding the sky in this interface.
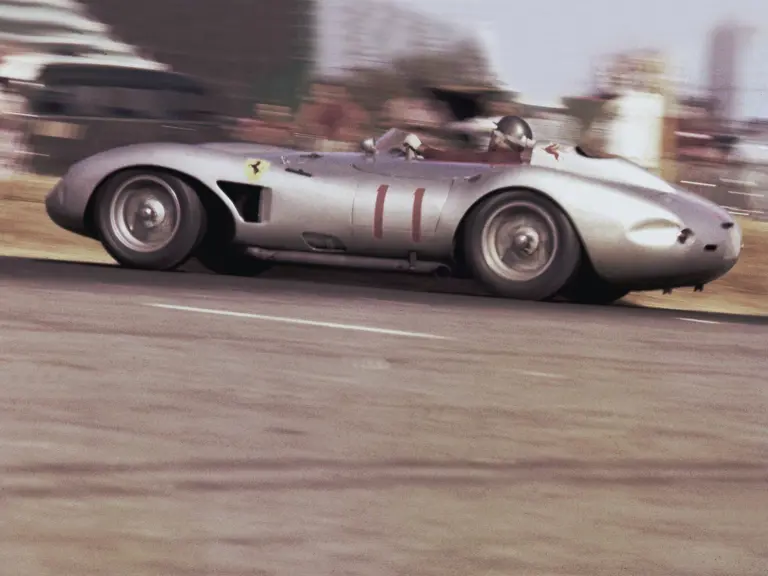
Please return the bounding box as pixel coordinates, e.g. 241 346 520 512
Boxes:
378 0 768 118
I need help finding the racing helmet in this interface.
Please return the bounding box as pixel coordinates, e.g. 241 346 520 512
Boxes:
491 115 535 151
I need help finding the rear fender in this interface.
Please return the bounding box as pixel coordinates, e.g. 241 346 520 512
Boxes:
439 166 680 271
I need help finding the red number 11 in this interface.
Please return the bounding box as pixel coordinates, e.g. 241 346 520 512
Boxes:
373 184 426 242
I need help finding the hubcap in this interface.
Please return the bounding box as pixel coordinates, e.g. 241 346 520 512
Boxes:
109 175 181 253
513 228 541 255
481 200 558 281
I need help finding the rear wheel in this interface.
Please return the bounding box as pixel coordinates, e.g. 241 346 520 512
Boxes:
463 190 581 300
95 169 204 270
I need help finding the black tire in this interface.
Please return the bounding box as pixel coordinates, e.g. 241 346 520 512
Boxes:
192 198 272 277
564 285 630 305
559 265 630 305
463 190 582 300
95 169 204 270
194 240 273 277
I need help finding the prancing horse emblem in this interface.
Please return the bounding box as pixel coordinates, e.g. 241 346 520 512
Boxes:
245 158 270 182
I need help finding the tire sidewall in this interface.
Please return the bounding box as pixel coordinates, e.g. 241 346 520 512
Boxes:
96 169 205 270
464 190 581 300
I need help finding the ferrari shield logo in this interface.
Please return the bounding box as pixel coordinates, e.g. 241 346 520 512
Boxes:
245 158 270 182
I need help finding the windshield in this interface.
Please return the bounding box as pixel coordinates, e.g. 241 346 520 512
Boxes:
373 128 410 153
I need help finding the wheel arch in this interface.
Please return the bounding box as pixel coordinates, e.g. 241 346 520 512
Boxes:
83 165 238 244
452 186 594 275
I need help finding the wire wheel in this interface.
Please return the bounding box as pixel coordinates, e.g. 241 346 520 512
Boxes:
109 175 182 253
480 199 558 282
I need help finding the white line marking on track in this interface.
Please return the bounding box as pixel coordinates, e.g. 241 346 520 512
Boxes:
516 370 566 379
728 190 765 197
680 180 716 187
721 178 756 186
146 303 451 340
677 317 720 325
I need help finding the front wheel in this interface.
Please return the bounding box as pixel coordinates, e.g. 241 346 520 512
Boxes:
558 266 630 305
463 190 581 301
95 169 204 270
564 286 630 305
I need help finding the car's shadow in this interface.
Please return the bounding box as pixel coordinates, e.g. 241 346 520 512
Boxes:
0 255 765 325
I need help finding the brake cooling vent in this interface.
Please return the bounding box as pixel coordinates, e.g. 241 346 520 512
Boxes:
216 181 266 223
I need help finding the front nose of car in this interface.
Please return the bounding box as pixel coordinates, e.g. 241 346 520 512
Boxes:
45 178 67 224
659 194 743 281
45 176 83 235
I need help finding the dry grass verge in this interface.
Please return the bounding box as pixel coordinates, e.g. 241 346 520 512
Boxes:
0 175 111 264
1 175 765 315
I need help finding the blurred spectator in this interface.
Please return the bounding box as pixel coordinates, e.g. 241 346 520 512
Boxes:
379 96 453 148
294 81 369 151
236 103 294 145
234 104 267 142
381 96 445 130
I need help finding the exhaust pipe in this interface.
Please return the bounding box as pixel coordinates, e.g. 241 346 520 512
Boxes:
246 247 453 276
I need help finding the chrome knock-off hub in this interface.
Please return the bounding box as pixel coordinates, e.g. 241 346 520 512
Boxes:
512 228 540 256
137 197 166 229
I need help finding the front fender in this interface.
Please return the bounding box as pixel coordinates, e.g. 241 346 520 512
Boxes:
45 143 261 237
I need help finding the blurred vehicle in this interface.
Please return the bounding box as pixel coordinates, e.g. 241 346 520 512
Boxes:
1 59 230 176
426 87 580 151
45 123 741 305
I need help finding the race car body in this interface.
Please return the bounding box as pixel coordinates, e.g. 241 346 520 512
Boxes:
45 128 742 304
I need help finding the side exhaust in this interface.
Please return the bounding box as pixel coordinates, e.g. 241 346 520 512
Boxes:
246 247 452 276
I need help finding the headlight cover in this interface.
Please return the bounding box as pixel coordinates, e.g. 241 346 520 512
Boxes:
627 220 688 248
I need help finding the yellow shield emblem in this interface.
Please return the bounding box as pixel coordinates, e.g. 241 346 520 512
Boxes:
245 158 271 182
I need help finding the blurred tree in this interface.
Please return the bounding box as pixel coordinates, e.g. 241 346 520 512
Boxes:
340 41 499 115
561 96 610 132
396 40 497 90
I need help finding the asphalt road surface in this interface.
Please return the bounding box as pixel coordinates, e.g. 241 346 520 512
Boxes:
0 257 766 576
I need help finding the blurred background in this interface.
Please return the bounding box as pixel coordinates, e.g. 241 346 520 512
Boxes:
0 0 766 217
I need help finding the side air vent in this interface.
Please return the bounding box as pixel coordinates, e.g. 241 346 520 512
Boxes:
216 181 265 223
302 232 346 252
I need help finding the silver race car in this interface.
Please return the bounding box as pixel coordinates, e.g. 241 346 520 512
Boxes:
44 127 742 304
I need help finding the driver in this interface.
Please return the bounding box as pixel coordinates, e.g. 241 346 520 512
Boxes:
402 115 561 164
